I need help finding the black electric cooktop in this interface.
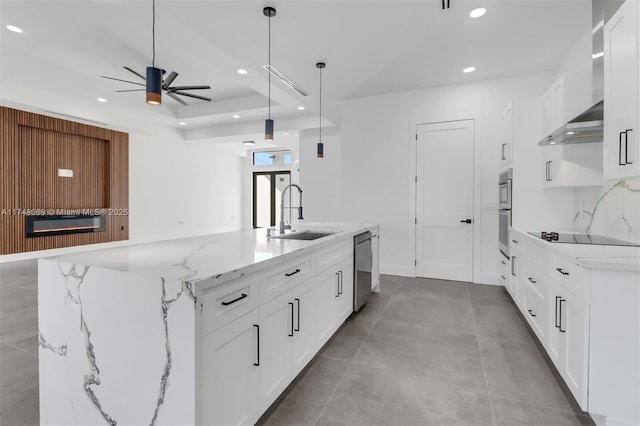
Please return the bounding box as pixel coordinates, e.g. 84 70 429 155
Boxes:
528 231 640 247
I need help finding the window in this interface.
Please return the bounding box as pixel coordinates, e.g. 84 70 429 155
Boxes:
253 171 292 228
252 150 293 166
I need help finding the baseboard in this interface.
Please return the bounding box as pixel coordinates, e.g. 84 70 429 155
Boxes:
473 273 501 286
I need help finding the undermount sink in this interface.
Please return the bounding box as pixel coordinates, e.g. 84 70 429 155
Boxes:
271 231 336 241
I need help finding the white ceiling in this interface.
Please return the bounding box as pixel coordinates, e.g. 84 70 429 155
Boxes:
0 0 591 146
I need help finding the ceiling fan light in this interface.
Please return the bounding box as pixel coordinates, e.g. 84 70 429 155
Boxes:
146 66 163 105
265 119 274 141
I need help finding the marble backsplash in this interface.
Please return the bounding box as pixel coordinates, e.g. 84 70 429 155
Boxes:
573 178 640 244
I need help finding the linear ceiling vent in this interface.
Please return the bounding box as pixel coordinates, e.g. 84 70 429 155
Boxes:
44 111 109 126
262 65 309 96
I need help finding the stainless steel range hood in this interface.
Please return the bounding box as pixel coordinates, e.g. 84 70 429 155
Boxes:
538 100 603 146
538 0 623 147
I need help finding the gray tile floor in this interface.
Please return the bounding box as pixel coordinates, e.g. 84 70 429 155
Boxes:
260 275 594 426
0 259 39 426
0 263 593 426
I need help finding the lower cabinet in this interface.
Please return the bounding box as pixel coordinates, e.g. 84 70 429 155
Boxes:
201 246 356 425
202 309 260 426
548 280 589 409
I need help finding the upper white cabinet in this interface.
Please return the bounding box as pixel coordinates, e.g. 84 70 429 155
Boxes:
604 0 639 180
541 71 593 138
540 143 603 188
499 103 514 168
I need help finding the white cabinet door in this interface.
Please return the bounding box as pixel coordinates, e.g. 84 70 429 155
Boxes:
336 258 354 323
313 267 340 347
604 0 639 180
202 309 259 426
290 279 316 376
500 104 513 168
561 290 590 409
259 291 294 412
371 233 380 292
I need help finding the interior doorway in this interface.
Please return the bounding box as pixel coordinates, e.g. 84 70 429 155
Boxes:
253 171 291 229
415 119 475 282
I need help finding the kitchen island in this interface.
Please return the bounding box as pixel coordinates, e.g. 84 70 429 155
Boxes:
37 223 378 425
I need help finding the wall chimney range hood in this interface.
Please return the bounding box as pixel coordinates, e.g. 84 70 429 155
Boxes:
538 100 603 146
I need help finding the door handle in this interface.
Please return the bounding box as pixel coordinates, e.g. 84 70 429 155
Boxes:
555 296 561 328
221 293 248 306
556 268 569 276
288 302 294 337
338 270 343 295
285 268 301 277
460 219 473 224
335 272 340 297
558 299 566 333
501 143 506 160
294 298 300 332
625 129 633 165
511 256 517 277
527 277 536 284
528 309 536 317
253 324 260 366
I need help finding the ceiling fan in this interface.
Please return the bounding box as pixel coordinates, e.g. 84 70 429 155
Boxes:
101 67 212 106
100 0 211 106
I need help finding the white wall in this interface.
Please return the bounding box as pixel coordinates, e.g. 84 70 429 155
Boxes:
300 70 558 283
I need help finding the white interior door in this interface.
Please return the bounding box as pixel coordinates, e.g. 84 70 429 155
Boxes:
416 120 474 282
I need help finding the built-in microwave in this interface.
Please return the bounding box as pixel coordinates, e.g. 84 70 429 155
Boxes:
499 168 512 210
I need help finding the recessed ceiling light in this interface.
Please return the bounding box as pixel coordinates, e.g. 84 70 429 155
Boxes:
549 141 557 145
297 106 305 111
179 121 186 126
97 97 107 103
463 67 476 73
6 25 23 33
469 8 486 18
283 132 291 136
233 114 240 118
237 69 248 75
566 131 576 135
243 140 255 146
592 51 604 59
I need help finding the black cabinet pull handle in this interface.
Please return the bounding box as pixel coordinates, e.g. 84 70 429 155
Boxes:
511 256 517 277
221 293 247 306
528 277 537 284
555 296 561 328
528 309 536 317
294 298 300 332
500 275 506 280
512 239 518 244
253 324 260 366
619 131 626 165
338 271 343 295
460 219 473 224
625 129 633 165
559 299 566 333
285 269 301 277
335 272 340 297
288 302 294 336
556 268 569 276
501 260 506 265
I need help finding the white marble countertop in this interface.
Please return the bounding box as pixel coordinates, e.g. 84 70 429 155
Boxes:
512 228 640 272
46 223 377 283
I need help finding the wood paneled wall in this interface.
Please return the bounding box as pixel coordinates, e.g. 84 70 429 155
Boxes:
1 107 129 255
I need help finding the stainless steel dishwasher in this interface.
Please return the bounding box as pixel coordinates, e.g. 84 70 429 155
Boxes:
354 231 372 311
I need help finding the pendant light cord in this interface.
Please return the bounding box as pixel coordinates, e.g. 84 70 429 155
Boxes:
319 66 322 142
268 14 271 119
152 0 156 67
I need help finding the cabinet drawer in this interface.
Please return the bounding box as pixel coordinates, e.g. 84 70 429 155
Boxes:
510 231 548 270
524 278 548 345
550 255 590 303
260 254 314 302
316 240 352 272
201 274 260 336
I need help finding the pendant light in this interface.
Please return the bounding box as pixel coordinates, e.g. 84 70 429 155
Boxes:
316 62 326 158
146 0 162 105
264 6 276 141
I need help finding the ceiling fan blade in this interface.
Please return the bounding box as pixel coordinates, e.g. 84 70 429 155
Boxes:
169 85 211 91
167 92 188 106
101 76 145 86
173 91 212 102
116 89 146 92
163 71 178 87
123 66 146 81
